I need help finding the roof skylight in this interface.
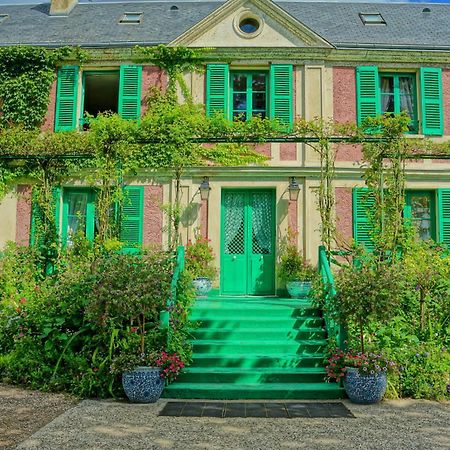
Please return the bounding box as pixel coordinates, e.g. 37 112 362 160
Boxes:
0 14 9 24
359 13 386 26
119 12 143 25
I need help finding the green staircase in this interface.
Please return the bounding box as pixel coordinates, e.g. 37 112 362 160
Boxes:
163 295 344 400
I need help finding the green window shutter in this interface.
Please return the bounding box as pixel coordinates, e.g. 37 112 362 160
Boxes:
269 64 293 130
206 64 229 118
420 68 443 136
118 65 142 121
55 66 79 132
30 187 61 246
356 66 380 126
352 188 375 251
437 189 450 246
120 186 144 253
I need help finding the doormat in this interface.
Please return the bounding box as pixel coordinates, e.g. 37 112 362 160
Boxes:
159 401 354 418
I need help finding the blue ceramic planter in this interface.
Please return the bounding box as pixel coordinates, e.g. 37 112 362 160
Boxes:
122 367 164 403
193 277 212 298
286 281 312 298
343 367 387 404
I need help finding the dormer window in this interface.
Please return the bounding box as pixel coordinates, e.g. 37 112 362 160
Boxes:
0 14 9 24
359 13 386 25
119 12 143 24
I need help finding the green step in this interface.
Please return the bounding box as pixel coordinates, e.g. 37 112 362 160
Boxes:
189 354 326 368
163 382 344 400
190 317 323 330
190 307 321 320
191 339 327 355
177 367 326 384
191 327 326 340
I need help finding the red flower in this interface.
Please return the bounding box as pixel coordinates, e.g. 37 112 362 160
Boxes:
20 298 27 304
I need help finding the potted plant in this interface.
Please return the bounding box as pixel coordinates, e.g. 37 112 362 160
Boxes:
185 233 217 297
278 241 317 298
112 350 185 403
326 348 396 404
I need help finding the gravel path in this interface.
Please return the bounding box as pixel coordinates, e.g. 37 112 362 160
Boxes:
0 384 78 449
15 398 450 450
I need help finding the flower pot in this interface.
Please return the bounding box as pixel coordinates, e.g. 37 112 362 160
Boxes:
192 277 212 298
286 280 312 298
343 367 387 404
122 366 164 403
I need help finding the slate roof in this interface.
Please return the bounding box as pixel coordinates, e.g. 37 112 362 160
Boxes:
0 1 449 50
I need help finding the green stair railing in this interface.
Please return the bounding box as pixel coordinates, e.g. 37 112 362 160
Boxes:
160 246 185 344
318 245 347 350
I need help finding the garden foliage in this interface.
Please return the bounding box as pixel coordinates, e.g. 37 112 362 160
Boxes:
0 241 194 398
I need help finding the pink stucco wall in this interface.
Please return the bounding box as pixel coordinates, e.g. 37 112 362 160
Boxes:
141 66 167 115
288 200 298 235
335 187 353 242
254 143 271 158
15 185 32 246
280 143 297 161
442 69 450 136
143 185 163 247
42 80 57 131
336 143 363 161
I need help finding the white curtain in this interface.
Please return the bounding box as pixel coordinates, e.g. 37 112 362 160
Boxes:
251 193 272 254
399 77 414 118
224 193 245 254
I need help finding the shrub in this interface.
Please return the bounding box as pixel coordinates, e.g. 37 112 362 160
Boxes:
184 234 217 280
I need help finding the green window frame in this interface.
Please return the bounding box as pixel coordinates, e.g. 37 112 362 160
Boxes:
61 188 96 246
79 70 120 128
229 71 268 121
404 190 436 241
379 73 418 133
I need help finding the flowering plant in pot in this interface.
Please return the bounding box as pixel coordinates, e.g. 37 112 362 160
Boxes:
278 240 318 298
185 233 217 297
326 348 396 403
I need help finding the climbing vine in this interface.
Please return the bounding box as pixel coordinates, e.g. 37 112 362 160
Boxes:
0 46 87 129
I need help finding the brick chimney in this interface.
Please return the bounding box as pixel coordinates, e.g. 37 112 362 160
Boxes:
50 0 78 16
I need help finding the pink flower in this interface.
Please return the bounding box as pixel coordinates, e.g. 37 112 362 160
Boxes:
20 298 27 304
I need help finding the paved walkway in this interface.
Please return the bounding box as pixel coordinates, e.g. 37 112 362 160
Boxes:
17 398 450 450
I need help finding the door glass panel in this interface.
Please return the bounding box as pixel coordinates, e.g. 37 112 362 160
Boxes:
410 194 432 240
251 192 272 254
224 193 245 254
66 192 88 244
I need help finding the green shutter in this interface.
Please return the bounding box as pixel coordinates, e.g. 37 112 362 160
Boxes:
55 66 79 131
356 66 380 126
206 64 229 118
420 68 443 136
352 188 375 251
30 187 61 246
120 186 144 253
118 65 142 121
437 189 450 246
269 64 293 130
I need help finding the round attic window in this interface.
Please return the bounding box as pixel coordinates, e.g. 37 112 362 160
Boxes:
233 11 264 38
239 17 260 34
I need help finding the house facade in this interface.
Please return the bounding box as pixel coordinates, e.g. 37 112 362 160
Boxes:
1 0 450 297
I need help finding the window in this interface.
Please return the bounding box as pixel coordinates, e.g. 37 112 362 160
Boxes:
0 14 9 24
231 72 267 121
61 188 96 246
81 71 120 127
380 73 417 133
206 64 293 129
356 66 443 136
405 191 436 241
353 188 450 249
119 12 143 24
55 65 142 132
359 13 386 25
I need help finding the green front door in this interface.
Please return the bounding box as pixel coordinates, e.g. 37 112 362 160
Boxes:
220 189 275 296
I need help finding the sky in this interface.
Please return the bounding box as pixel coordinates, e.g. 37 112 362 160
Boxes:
1 0 450 4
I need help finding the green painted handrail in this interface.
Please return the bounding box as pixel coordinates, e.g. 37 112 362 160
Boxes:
160 245 185 333
318 245 347 350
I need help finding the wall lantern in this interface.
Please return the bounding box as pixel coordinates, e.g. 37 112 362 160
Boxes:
199 176 211 201
288 177 300 201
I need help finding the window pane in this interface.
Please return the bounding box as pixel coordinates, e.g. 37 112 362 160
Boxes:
233 93 247 111
380 77 393 94
252 92 266 110
410 195 432 241
381 94 395 113
252 111 266 119
233 75 246 91
233 111 247 121
252 74 266 91
66 193 88 244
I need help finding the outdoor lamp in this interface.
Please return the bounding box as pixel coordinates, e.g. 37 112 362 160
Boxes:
288 177 300 201
199 177 211 201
